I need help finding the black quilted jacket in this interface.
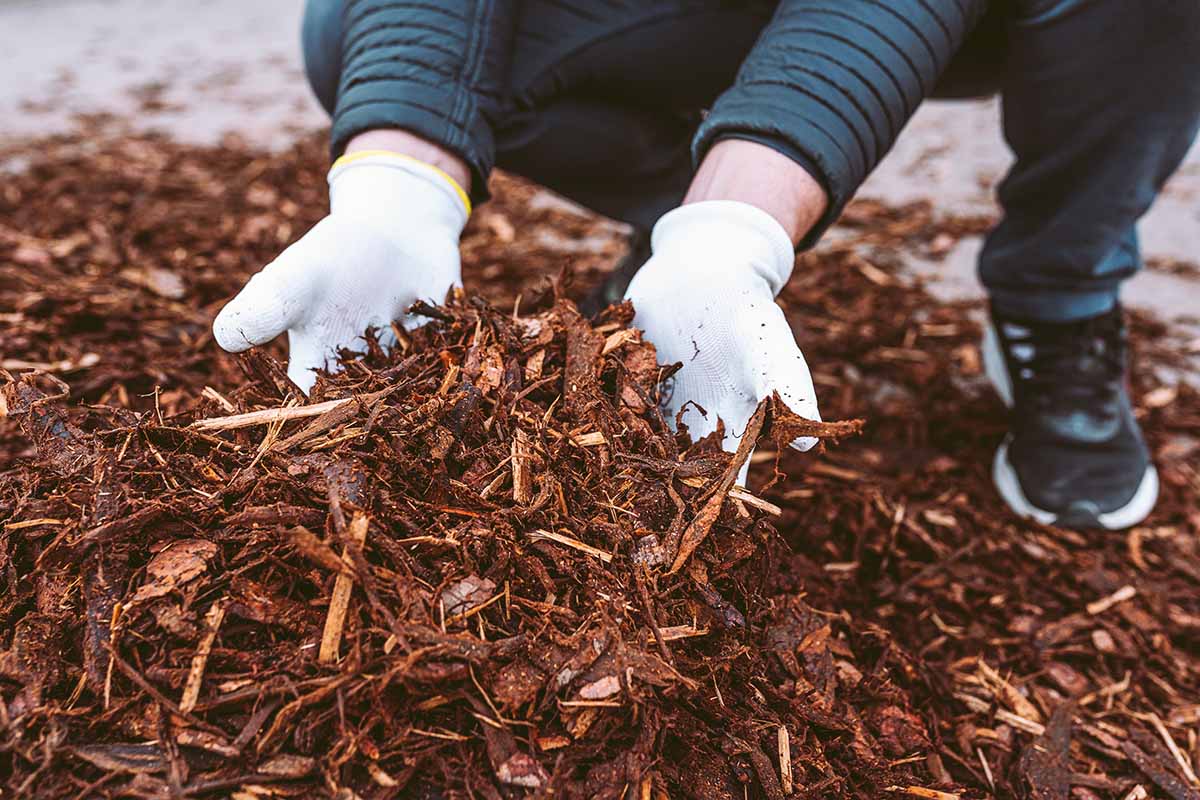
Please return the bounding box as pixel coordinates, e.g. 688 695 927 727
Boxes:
331 0 986 235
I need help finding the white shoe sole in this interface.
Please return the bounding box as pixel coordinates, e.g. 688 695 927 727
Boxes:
983 323 1159 530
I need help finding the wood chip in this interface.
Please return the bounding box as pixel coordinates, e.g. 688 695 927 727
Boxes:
512 429 533 504
2 353 100 373
978 660 1043 724
601 328 640 355
287 525 351 575
655 625 709 642
571 431 607 447
778 726 793 795
667 399 766 574
885 788 962 800
1087 585 1137 615
318 512 369 664
179 603 225 713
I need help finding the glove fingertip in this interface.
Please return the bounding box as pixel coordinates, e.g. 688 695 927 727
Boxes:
213 272 298 352
287 362 317 396
212 312 251 353
213 304 275 352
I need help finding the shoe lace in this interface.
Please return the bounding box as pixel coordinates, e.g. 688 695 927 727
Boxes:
1001 310 1125 413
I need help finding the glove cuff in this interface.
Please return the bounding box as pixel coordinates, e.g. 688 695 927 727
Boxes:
328 152 470 235
649 201 795 295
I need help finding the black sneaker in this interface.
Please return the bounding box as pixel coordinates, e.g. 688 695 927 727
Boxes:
983 304 1158 529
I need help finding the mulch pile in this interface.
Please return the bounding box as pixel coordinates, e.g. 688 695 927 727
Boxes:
1 132 1199 800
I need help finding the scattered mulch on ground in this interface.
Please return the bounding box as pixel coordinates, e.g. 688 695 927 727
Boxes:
1 132 1199 799
1146 256 1200 282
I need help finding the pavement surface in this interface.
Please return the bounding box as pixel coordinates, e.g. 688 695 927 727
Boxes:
2 0 1197 379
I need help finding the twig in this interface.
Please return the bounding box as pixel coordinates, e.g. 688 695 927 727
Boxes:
201 386 236 412
246 397 295 470
104 643 230 739
679 476 782 516
977 660 1042 723
635 565 673 665
272 386 405 452
4 518 64 531
410 727 470 742
159 708 186 799
1078 671 1131 707
955 692 1045 736
1148 713 1200 787
977 747 995 794
528 528 613 563
191 397 353 431
69 771 120 800
728 486 782 516
444 592 505 625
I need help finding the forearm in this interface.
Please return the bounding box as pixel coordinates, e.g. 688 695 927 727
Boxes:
685 139 826 247
693 0 988 247
332 0 515 203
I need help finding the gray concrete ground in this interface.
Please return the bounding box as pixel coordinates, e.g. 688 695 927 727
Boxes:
2 0 1197 377
0 0 326 149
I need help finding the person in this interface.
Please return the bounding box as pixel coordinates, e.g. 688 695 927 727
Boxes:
212 0 1200 530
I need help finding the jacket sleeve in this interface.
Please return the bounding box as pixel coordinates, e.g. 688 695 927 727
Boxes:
694 0 988 248
331 0 516 204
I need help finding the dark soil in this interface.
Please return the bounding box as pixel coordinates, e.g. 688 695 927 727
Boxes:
1 132 1198 799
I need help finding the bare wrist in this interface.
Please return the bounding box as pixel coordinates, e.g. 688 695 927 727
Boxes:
345 129 472 197
684 139 827 247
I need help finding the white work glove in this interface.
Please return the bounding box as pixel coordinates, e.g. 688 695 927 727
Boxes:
625 201 821 482
213 152 469 392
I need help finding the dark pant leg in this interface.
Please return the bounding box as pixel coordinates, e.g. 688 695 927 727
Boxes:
493 100 697 232
980 0 1200 322
493 2 774 230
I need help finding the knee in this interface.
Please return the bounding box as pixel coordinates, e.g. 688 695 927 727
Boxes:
301 0 343 115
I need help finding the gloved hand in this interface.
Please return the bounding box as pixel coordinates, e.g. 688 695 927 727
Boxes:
625 201 821 481
213 152 470 392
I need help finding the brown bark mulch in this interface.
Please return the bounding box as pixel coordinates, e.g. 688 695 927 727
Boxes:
1 132 1198 799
